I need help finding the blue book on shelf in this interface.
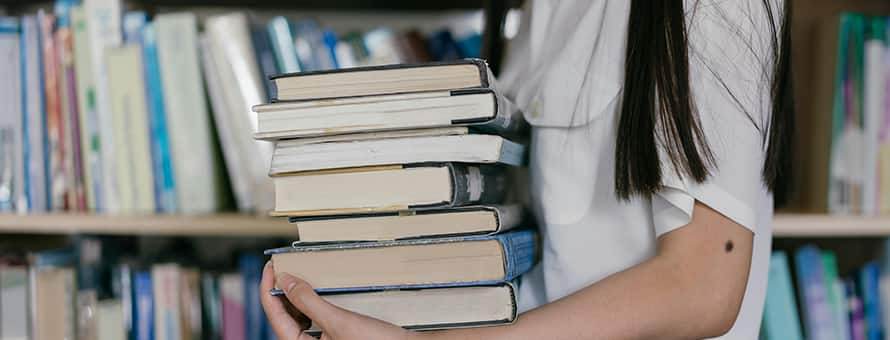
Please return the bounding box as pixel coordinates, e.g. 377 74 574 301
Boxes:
292 19 335 72
251 24 279 102
455 32 482 59
133 271 154 340
141 23 176 213
427 30 462 61
322 29 340 69
240 254 275 340
860 262 883 340
762 251 803 340
266 16 300 74
265 229 537 295
795 245 836 340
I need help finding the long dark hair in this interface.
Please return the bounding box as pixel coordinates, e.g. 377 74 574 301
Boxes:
615 0 794 205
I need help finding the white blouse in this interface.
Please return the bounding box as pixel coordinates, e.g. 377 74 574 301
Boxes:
500 1 780 339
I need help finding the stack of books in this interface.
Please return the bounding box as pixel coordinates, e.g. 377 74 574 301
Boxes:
257 59 538 332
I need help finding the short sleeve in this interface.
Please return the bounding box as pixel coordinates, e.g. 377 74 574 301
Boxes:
651 0 780 237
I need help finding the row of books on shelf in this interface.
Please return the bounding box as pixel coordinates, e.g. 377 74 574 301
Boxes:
762 243 890 340
0 0 482 215
248 53 536 334
0 241 275 340
810 13 890 216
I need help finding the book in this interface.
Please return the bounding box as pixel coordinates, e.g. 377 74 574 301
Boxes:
270 128 525 174
291 19 335 72
849 279 867 340
133 270 154 340
271 163 506 217
156 12 226 214
863 21 885 216
427 30 462 62
762 251 803 340
20 15 49 212
0 264 29 340
266 229 537 293
0 17 23 211
267 16 300 74
201 273 223 340
106 45 155 213
220 273 246 340
250 23 279 101
203 12 273 213
822 251 852 340
84 0 122 213
240 255 271 340
269 58 493 102
29 249 77 340
292 205 522 243
153 264 183 340
56 0 87 212
97 299 126 340
141 22 176 213
180 268 202 340
254 88 521 140
860 262 883 340
70 4 103 211
362 27 404 66
795 245 836 340
309 283 517 333
38 11 67 211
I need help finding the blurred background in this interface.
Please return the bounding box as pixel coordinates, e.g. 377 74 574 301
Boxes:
0 0 889 339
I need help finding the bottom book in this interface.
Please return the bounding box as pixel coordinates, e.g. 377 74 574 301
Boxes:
309 283 517 334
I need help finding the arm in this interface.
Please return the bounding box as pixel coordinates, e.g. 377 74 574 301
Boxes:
262 201 754 340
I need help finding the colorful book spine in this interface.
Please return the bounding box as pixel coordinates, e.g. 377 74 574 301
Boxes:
221 273 246 340
20 15 49 213
38 10 67 211
860 262 883 340
795 246 836 340
133 271 154 340
0 17 23 212
762 251 804 340
56 0 87 211
70 4 103 211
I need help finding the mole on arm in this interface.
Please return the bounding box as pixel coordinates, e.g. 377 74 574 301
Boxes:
724 240 734 253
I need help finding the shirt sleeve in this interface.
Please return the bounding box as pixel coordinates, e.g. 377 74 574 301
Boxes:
651 0 780 237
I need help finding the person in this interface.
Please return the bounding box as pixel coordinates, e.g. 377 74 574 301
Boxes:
260 0 794 338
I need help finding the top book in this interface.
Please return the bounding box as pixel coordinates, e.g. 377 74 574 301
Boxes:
269 59 493 101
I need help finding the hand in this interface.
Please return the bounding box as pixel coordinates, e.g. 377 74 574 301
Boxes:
260 261 419 340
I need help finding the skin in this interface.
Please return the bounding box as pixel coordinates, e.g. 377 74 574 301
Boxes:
260 201 753 340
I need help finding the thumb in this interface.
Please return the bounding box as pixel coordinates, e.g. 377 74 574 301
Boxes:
276 273 343 330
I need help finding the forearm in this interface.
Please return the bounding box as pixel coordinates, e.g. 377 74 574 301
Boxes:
424 204 752 340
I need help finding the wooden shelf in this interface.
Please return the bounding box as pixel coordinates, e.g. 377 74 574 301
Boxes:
0 213 294 237
773 214 890 237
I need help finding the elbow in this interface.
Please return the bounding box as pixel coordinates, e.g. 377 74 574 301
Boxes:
694 275 747 338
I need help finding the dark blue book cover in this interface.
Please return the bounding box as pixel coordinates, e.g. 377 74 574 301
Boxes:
240 255 275 340
859 262 882 340
427 30 462 61
133 271 154 340
250 24 279 101
265 229 537 295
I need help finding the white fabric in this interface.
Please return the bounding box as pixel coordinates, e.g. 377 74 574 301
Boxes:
501 1 779 339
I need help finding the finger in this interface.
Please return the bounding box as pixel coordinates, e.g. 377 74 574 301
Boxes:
276 273 344 330
298 331 318 340
260 261 305 337
320 332 333 340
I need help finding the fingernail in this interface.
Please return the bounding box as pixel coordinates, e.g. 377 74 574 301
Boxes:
265 260 272 268
276 273 298 293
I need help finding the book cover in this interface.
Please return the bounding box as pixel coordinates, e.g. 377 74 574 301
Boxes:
221 273 246 340
152 264 182 340
133 271 155 340
141 22 177 213
795 245 835 340
266 229 537 294
20 15 49 213
0 17 23 212
860 262 883 340
70 4 104 211
761 252 803 340
156 12 228 214
84 0 123 213
204 12 274 213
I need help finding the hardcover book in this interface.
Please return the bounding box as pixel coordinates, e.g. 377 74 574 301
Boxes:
253 88 521 140
269 58 492 101
271 163 506 217
270 127 525 175
309 283 517 334
291 205 523 243
266 229 537 293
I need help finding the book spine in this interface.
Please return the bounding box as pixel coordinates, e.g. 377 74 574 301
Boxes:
21 16 48 213
449 164 506 207
56 2 87 212
39 12 67 211
860 262 882 340
795 246 836 340
70 4 103 212
142 23 176 213
0 18 23 212
496 230 538 281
